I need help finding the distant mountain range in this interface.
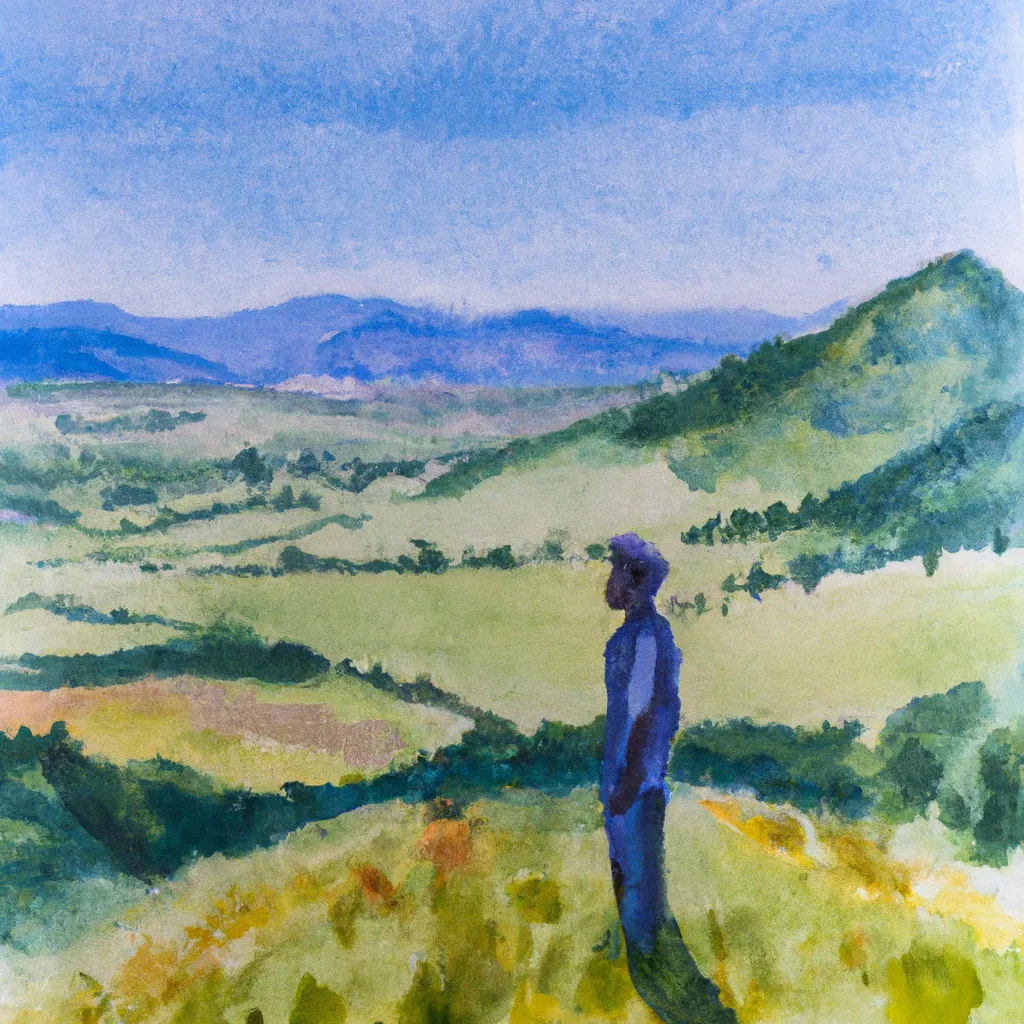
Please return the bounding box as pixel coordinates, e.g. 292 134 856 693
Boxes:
570 301 848 347
0 327 234 384
0 294 846 388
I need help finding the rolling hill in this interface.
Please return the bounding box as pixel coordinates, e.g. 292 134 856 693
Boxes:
683 400 1024 588
421 251 1024 499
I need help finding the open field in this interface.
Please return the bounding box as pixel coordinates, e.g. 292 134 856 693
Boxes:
8 532 1021 734
6 787 1024 1024
4 343 1024 1023
0 672 469 791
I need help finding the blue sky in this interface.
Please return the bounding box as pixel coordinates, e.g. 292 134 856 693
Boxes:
0 0 1021 316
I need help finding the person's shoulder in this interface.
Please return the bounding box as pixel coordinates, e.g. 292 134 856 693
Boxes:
651 612 682 655
650 611 676 637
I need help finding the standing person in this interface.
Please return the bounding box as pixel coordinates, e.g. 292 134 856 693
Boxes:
602 533 736 1024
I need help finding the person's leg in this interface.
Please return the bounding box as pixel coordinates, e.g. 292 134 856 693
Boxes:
606 796 664 954
615 790 738 1024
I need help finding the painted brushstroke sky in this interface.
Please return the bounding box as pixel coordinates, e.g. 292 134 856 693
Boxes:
0 0 1022 316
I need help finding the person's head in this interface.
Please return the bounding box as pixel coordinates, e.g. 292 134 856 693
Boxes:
605 533 670 611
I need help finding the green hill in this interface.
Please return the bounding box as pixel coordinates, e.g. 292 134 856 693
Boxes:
628 250 1024 443
422 251 1024 499
684 400 1024 588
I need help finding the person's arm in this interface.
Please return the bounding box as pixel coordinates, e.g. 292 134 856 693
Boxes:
607 630 657 816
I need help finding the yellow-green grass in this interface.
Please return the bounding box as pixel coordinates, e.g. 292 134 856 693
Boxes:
90 494 360 556
0 524 99 607
5 386 425 462
673 547 1024 732
62 455 722 568
194 402 950 570
0 610 179 661
6 787 1023 1024
54 477 263 533
6 412 916 577
0 673 469 791
283 456 770 565
86 564 620 732
668 412 918 499
4 381 631 469
3 452 755 605
35 547 1023 736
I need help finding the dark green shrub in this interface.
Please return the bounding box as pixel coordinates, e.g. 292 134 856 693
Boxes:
100 484 158 510
231 447 273 487
669 719 867 812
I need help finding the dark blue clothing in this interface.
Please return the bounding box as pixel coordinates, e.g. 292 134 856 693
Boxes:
601 604 682 812
605 786 672 949
602 603 736 1024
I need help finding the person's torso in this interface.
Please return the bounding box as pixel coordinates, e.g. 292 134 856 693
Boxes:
601 612 681 803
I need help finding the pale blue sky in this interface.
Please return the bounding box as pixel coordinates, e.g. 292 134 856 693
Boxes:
0 0 1021 316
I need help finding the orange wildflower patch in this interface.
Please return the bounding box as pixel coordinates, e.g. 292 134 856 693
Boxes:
113 938 180 1023
416 819 472 877
183 885 273 956
352 863 399 910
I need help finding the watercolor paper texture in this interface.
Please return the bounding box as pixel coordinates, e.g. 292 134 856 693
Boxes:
2 2 1024 1022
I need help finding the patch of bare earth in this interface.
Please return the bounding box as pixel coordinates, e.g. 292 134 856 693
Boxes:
177 681 404 768
0 677 405 769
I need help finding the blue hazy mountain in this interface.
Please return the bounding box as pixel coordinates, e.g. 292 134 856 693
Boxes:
574 301 849 348
0 327 234 384
311 307 759 386
0 296 845 387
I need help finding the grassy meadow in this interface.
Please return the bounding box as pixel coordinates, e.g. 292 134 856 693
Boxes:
5 255 1024 1022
